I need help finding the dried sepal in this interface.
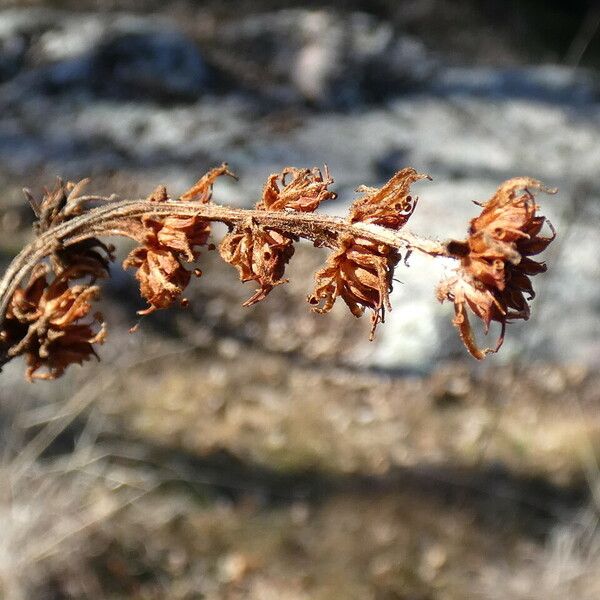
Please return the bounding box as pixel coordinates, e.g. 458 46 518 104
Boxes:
137 214 211 263
2 265 106 380
149 164 236 260
147 184 169 203
25 178 95 233
436 274 505 360
158 215 211 261
350 168 430 229
51 238 115 281
220 223 295 306
180 163 237 203
437 178 556 359
258 166 336 212
309 235 399 339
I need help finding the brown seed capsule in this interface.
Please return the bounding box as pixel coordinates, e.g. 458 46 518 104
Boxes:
3 265 106 380
437 178 556 359
221 166 335 305
309 169 429 338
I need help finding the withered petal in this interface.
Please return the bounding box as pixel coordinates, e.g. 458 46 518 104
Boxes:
124 246 192 315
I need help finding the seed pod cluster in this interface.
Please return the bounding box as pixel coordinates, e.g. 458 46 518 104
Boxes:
0 166 556 380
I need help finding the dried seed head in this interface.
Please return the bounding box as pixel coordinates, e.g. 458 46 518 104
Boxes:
123 165 234 314
123 245 192 315
437 178 556 359
220 224 295 306
221 166 335 305
2 178 114 380
309 236 399 339
309 169 428 337
3 265 105 380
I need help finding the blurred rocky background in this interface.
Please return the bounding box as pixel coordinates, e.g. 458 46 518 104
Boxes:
1 1 600 598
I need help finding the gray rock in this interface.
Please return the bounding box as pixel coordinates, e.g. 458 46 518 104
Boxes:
83 29 211 100
218 9 436 107
431 66 599 104
0 9 212 101
0 28 27 82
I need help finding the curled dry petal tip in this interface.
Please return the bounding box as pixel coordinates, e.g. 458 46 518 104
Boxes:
258 165 336 212
349 168 430 230
180 163 237 203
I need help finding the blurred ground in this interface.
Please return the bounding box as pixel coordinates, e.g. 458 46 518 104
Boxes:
1 1 600 599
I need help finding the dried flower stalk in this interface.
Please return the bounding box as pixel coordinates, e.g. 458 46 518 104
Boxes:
0 165 556 380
